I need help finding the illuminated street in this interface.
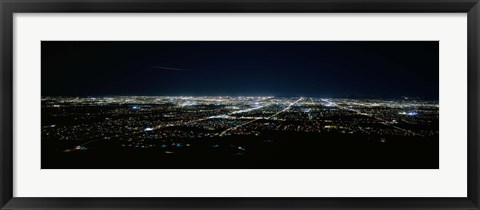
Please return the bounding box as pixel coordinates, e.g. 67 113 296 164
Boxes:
42 96 439 169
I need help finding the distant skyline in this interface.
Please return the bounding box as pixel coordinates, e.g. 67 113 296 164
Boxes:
42 41 439 99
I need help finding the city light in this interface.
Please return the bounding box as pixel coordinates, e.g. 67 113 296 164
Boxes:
42 96 438 155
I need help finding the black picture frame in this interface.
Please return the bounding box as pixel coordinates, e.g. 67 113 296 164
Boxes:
1 0 479 209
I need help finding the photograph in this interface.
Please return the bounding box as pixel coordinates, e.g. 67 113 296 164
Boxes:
41 41 439 169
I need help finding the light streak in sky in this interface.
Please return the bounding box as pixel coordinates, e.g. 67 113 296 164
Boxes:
149 66 189 71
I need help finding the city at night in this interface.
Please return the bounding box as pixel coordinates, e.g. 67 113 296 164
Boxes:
41 41 439 169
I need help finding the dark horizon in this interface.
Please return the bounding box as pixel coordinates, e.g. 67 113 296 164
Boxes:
41 95 438 100
42 41 439 99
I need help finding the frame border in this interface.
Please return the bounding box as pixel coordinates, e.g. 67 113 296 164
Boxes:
1 0 479 209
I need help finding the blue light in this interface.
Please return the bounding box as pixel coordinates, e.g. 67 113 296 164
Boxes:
406 111 418 116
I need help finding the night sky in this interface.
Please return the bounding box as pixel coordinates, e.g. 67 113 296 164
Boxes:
41 41 438 99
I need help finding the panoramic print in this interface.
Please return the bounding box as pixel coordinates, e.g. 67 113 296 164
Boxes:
41 41 439 169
